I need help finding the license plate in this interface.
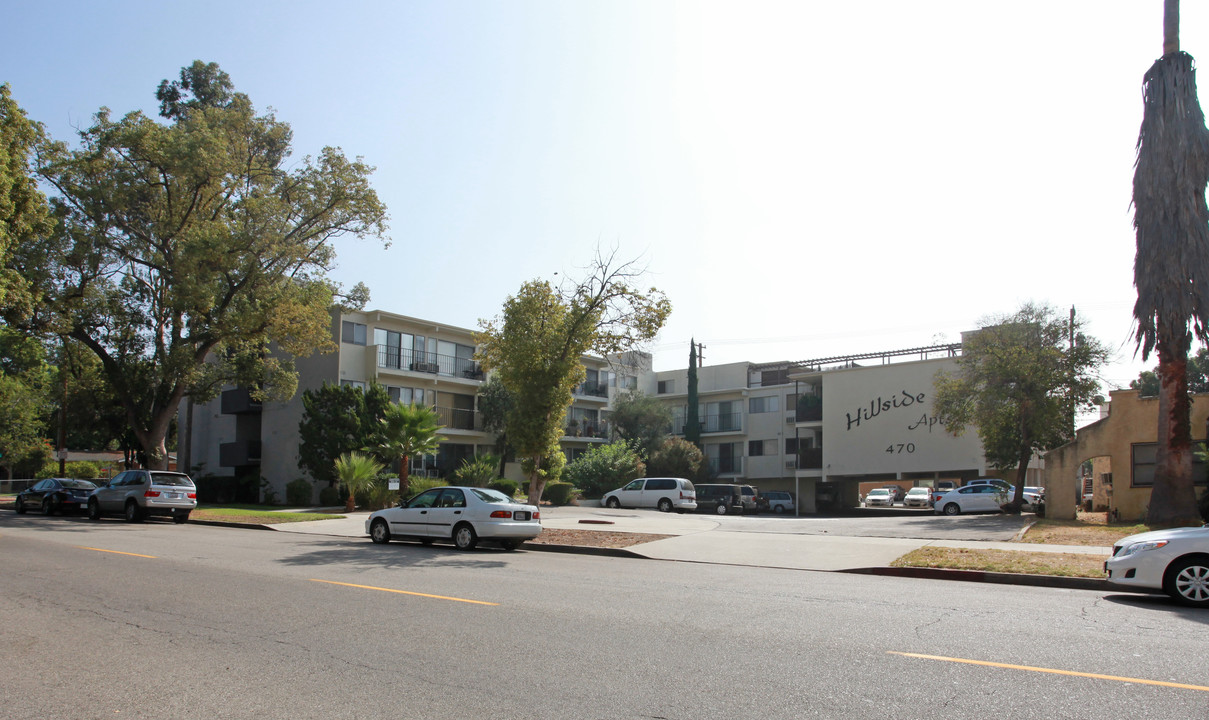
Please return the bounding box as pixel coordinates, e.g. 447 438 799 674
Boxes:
165 492 180 499
514 511 530 521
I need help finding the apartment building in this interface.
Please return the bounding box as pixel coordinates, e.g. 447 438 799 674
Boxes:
652 346 990 512
183 309 644 502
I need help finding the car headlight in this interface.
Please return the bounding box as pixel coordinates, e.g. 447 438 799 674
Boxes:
1118 540 1169 557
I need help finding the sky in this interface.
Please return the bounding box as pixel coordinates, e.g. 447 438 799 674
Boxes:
5 0 1208 406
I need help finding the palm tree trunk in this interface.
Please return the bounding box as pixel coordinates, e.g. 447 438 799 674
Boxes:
1149 334 1201 526
398 456 411 502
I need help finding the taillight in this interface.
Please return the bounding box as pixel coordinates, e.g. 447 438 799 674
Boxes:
490 510 512 518
187 492 196 499
533 511 540 519
144 490 160 497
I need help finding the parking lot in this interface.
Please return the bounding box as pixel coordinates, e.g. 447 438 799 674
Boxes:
543 503 1037 543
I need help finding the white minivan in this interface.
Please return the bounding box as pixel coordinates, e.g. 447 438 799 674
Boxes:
601 478 697 512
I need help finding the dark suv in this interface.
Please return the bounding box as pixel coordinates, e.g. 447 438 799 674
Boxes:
695 484 744 515
88 470 197 523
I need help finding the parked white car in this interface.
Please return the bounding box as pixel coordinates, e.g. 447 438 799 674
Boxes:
933 485 1009 515
864 488 894 507
903 487 932 507
365 486 541 550
763 490 796 514
1105 525 1209 607
602 477 697 512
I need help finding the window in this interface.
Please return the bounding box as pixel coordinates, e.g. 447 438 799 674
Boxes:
340 379 366 391
785 438 799 454
658 380 675 394
341 321 367 346
374 329 402 368
749 396 780 414
748 440 776 456
646 478 676 491
620 375 637 390
1131 443 1208 487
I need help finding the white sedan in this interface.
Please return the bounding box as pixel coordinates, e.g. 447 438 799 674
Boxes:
366 486 542 551
1105 525 1209 607
933 485 1008 515
864 488 894 507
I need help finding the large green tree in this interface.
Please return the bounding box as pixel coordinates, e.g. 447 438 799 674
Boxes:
609 389 671 459
298 382 392 488
934 303 1109 512
0 83 54 317
1132 0 1209 527
369 402 444 500
477 251 671 505
11 61 388 469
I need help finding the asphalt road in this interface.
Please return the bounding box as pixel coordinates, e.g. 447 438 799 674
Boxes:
2 513 1206 720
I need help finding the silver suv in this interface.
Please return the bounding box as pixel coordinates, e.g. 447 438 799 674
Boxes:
88 470 197 523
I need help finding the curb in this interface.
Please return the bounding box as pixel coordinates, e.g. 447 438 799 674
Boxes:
841 565 1124 592
523 542 646 559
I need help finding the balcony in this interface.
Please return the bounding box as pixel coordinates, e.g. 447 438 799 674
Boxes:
377 347 484 380
575 381 609 399
220 388 262 415
708 456 744 476
796 396 822 422
565 420 611 439
796 448 823 469
670 412 743 435
434 406 480 431
219 440 262 467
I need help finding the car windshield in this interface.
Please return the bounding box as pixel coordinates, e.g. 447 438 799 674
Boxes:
868 489 890 496
61 479 97 490
150 472 194 487
470 488 517 504
907 488 928 494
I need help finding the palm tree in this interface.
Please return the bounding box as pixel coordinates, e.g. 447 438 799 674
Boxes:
369 403 444 501
333 451 384 512
1133 0 1209 527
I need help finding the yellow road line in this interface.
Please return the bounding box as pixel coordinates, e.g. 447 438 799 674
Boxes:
889 651 1209 692
77 546 157 559
309 579 499 606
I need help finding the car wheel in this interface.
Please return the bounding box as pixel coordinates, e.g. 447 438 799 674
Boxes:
1165 556 1209 607
715 503 728 515
773 505 784 514
172 511 190 524
42 498 54 516
942 503 960 516
87 499 101 521
500 540 519 551
657 498 673 513
14 497 25 514
453 523 478 551
605 497 620 509
369 519 391 544
124 500 143 523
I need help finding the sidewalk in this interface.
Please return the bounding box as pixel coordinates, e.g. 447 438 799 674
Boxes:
260 506 1117 591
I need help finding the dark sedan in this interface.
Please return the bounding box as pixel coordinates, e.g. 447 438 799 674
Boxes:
15 478 98 515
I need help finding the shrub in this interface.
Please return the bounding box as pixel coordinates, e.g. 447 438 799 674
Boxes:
488 479 520 498
562 441 645 499
544 482 578 505
285 478 313 506
452 454 501 486
319 485 344 507
36 460 102 480
357 478 400 511
647 437 706 481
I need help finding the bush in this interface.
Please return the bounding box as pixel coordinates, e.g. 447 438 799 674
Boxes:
319 485 344 507
488 479 520 498
562 441 645 498
357 477 400 511
544 482 578 505
36 460 102 480
452 454 501 486
285 478 314 506
647 437 705 481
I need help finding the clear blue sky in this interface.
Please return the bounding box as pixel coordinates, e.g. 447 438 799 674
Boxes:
5 0 1206 402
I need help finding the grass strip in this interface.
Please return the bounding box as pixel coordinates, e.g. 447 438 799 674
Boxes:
192 506 344 524
892 546 1109 579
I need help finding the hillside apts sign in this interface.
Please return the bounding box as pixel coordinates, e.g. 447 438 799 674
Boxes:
822 359 983 476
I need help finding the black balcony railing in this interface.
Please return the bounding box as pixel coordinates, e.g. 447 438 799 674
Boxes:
565 420 610 439
378 347 483 379
219 440 262 467
434 406 480 431
796 448 823 469
670 412 743 436
708 457 743 475
575 382 608 398
221 388 262 415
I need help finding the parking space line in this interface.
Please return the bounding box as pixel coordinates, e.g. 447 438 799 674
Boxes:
77 546 157 559
889 651 1209 692
309 579 499 606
